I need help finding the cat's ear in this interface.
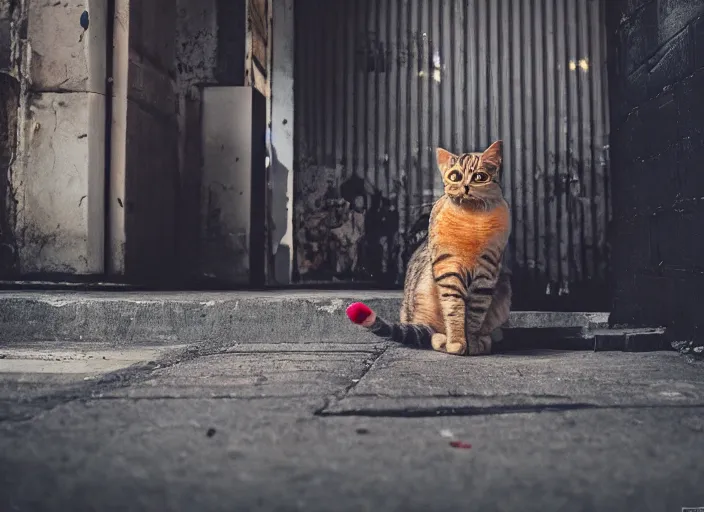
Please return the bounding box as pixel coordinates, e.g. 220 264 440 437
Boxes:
436 148 457 171
482 140 503 170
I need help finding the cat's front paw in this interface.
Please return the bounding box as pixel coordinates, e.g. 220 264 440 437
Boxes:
467 334 492 356
431 333 467 356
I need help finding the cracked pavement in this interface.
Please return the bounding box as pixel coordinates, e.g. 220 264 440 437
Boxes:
0 339 703 511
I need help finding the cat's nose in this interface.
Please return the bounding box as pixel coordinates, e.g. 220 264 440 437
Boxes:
464 185 470 194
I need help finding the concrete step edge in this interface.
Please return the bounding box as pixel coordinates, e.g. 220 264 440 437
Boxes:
0 291 613 345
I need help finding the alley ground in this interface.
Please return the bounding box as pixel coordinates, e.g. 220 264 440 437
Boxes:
0 292 702 511
1 341 704 511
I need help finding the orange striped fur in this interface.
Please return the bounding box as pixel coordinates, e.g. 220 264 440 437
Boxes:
352 141 512 356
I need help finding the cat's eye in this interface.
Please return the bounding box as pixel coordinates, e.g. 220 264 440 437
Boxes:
447 170 463 182
472 171 490 183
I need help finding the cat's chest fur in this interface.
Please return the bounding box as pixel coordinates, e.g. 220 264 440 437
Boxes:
430 199 510 267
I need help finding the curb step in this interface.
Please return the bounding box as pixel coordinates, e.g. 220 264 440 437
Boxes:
496 326 669 353
592 328 669 352
0 291 667 351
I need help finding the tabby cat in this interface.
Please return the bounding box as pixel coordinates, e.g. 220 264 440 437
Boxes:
346 141 511 356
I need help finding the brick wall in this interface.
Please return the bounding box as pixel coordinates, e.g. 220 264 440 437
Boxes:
606 0 704 341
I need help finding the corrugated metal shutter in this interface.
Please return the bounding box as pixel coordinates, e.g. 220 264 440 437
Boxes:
293 0 611 310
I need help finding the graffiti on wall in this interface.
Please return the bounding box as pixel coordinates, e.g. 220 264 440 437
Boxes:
295 163 418 285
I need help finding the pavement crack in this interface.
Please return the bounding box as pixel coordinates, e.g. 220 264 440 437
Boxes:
0 344 203 425
316 402 704 418
347 392 571 400
315 344 389 415
223 349 381 355
345 345 388 396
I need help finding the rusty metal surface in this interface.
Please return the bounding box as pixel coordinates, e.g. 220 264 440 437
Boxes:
293 0 610 309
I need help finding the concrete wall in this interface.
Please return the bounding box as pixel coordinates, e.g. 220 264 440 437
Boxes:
200 87 254 284
109 0 179 283
173 0 255 285
2 0 106 277
0 0 282 285
174 0 218 281
112 0 255 285
269 0 294 285
606 0 704 341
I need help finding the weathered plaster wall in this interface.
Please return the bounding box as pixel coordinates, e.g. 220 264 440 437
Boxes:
606 0 704 340
1 0 274 284
22 91 105 274
2 0 106 276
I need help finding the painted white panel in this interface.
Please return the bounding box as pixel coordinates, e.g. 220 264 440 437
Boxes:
200 86 254 284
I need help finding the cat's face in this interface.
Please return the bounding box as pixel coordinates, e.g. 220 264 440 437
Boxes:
436 141 504 208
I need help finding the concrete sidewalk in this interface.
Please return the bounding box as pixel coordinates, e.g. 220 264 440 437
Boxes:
0 332 702 511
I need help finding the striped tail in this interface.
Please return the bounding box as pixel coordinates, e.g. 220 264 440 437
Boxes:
346 302 435 348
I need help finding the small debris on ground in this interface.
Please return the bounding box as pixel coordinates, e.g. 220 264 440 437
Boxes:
439 429 454 438
673 340 704 362
355 428 369 435
206 428 217 438
449 441 472 449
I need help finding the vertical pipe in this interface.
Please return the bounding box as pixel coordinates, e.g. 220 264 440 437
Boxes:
488 0 500 145
441 0 453 152
408 0 420 220
355 0 365 178
522 0 535 279
315 0 325 166
545 0 559 287
477 0 488 148
600 0 612 281
322 1 333 168
500 0 513 235
375 0 386 196
534 0 547 280
465 0 476 150
555 0 570 289
390 0 405 278
590 0 606 282
332 0 344 174
511 0 524 274
418 0 430 206
365 0 374 186
566 0 582 284
104 0 116 276
344 0 355 171
578 0 594 279
429 0 441 198
451 0 465 153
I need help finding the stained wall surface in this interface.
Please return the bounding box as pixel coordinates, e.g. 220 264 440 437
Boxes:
606 0 704 340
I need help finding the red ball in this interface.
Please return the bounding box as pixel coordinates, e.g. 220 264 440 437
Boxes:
346 302 372 324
